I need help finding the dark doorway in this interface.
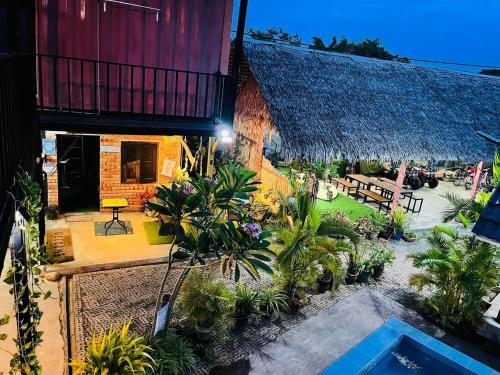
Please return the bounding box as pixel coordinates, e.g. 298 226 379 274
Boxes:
57 135 100 212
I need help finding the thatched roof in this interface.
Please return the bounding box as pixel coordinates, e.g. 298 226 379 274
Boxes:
243 41 500 161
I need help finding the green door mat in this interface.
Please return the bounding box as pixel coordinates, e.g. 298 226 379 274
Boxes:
143 221 174 245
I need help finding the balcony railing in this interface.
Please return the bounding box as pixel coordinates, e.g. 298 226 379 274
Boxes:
36 54 226 121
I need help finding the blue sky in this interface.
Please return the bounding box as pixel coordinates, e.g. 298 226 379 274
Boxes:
233 0 500 72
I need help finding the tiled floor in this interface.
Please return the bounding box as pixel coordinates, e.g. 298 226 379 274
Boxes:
45 212 174 274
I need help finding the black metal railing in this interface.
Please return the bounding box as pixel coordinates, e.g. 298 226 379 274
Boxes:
36 54 226 121
0 53 38 272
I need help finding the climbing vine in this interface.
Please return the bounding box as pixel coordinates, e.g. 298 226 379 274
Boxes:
1 171 49 374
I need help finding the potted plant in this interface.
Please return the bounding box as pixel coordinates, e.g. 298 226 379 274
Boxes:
234 283 258 330
317 268 333 293
356 259 372 283
257 286 288 322
369 212 387 240
45 205 60 220
370 244 396 280
177 270 234 341
345 257 359 285
403 230 417 242
331 266 347 291
356 216 373 240
392 208 407 241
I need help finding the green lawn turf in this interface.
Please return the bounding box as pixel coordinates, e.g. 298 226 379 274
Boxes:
316 194 373 220
143 221 173 245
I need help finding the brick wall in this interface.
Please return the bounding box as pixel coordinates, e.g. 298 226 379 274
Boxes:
100 135 182 211
46 133 182 212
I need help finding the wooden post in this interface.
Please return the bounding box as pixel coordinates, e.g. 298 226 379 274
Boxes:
390 161 407 215
470 161 484 198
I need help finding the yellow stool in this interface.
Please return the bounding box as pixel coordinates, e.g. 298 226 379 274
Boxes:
102 198 129 235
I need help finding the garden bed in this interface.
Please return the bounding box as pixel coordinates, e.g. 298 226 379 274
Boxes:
72 240 423 373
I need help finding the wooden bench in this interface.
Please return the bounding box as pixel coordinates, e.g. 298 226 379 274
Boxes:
357 189 390 212
332 178 358 195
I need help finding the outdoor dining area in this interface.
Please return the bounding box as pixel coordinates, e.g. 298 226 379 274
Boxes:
332 174 423 213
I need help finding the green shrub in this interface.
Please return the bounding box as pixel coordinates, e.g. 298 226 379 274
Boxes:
149 331 196 375
177 270 234 331
408 227 499 327
70 321 153 375
369 244 395 267
234 283 258 317
257 286 288 316
369 211 387 233
392 208 409 233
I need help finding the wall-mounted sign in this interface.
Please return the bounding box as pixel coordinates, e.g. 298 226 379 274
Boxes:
100 145 121 153
42 139 56 156
161 159 175 177
42 162 57 175
154 303 169 336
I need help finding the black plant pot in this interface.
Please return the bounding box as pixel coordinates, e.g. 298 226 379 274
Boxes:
235 315 250 331
357 270 371 283
345 272 358 285
372 265 384 280
195 324 214 341
317 276 333 293
259 305 270 317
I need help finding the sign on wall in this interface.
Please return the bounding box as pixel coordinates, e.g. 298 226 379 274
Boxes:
42 139 56 156
161 159 175 177
100 145 121 153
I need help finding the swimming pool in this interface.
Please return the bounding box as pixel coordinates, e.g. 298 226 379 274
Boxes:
321 317 497 375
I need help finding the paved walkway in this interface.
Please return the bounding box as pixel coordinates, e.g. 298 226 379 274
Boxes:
409 180 469 230
247 289 499 374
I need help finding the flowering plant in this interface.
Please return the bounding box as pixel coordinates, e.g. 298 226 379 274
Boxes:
241 223 262 239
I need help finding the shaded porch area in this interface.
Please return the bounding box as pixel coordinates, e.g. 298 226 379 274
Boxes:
45 212 174 275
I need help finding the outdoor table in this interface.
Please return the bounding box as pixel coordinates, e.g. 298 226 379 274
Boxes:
345 174 373 189
370 179 422 213
102 198 129 235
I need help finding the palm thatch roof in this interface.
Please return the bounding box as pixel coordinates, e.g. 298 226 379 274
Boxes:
243 41 500 161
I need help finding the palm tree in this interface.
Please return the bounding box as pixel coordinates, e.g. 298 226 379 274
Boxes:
276 185 353 303
442 191 491 227
408 226 498 328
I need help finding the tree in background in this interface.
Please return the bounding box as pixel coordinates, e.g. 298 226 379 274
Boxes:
310 35 409 62
247 28 408 62
480 69 500 77
248 28 303 46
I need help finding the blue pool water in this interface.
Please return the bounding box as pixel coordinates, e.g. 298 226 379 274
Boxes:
321 318 496 375
362 335 473 374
